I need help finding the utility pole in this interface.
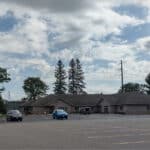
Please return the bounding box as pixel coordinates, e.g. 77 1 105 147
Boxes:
8 91 11 101
121 60 124 93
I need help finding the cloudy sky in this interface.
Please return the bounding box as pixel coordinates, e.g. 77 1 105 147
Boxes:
0 0 150 100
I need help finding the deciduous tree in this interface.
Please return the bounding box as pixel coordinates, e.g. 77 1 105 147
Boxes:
0 67 11 93
23 77 48 100
118 82 146 93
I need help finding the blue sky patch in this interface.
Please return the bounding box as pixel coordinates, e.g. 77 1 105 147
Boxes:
136 52 150 61
0 11 18 32
113 4 148 19
1 52 32 59
21 67 42 79
118 23 150 43
92 59 115 69
101 23 150 43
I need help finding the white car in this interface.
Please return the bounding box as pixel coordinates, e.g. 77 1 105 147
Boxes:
6 110 23 122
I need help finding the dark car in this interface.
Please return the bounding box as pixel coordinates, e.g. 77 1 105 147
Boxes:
52 109 68 119
79 107 91 114
6 110 23 122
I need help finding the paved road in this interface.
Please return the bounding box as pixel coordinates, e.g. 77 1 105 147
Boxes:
1 115 150 149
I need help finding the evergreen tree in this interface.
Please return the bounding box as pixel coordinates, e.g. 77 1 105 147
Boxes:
53 60 67 94
68 58 86 94
68 59 77 94
75 59 86 94
145 73 150 94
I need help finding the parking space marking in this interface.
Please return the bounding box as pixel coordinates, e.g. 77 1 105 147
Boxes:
88 131 150 141
112 126 126 129
132 128 145 131
88 134 134 139
103 128 150 134
139 133 150 136
114 140 145 145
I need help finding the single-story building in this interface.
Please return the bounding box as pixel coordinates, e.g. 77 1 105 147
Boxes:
5 101 24 112
115 92 150 114
21 92 150 115
21 94 101 114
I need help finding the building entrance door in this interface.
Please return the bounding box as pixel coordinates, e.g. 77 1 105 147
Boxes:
104 106 109 113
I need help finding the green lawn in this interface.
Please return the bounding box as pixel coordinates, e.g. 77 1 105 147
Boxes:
0 114 5 118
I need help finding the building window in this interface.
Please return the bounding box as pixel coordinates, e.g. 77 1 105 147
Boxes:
120 105 123 111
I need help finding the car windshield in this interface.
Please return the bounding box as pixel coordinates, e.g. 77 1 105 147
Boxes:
8 110 20 114
57 110 65 113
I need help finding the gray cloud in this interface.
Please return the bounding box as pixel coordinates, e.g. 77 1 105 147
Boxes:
145 40 150 49
1 0 94 13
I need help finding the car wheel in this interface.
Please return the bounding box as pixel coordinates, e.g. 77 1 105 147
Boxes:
19 118 23 122
65 116 68 120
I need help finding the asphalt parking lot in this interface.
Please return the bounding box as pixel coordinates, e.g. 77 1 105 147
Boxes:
1 114 150 150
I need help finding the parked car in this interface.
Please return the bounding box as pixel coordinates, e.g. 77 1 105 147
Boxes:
6 110 23 122
52 109 68 119
79 107 91 114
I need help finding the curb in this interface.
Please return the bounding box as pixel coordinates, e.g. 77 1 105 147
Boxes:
0 118 6 123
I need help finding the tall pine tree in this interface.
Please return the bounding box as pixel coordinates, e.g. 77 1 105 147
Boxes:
75 59 86 94
68 59 77 94
54 60 67 95
68 58 86 94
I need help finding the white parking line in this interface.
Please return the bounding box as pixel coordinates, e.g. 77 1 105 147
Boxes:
103 128 150 134
112 126 126 129
139 133 150 136
88 134 133 139
134 129 150 132
114 141 145 145
88 131 150 140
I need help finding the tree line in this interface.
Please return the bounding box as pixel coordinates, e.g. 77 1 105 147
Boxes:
1 60 150 113
23 58 86 100
54 58 86 95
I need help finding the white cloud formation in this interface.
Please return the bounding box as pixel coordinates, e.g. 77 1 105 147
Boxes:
135 36 150 53
0 0 150 99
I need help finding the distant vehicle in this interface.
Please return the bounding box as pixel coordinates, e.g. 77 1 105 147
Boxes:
79 107 91 114
6 110 23 122
52 109 68 119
